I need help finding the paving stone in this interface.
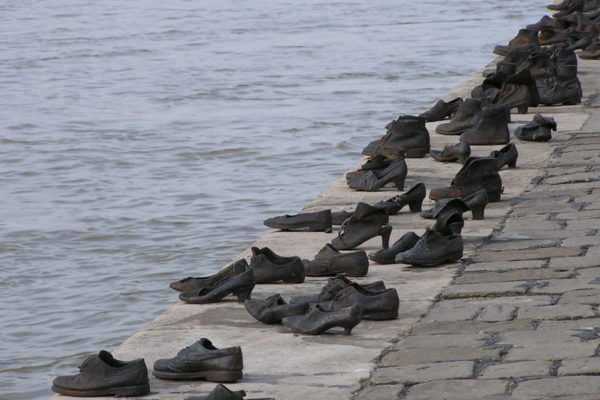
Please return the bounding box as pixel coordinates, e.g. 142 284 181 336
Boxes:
566 219 600 230
465 260 546 272
477 304 517 322
479 360 551 379
478 239 558 252
512 376 600 399
455 268 573 284
560 289 600 304
380 347 502 367
411 320 534 335
562 235 600 247
504 220 563 232
537 318 600 332
545 172 600 185
405 379 508 400
549 256 599 269
559 358 600 376
421 304 480 322
400 333 488 348
442 282 528 299
504 341 598 361
371 361 474 385
355 384 403 400
517 304 596 320
556 211 600 221
472 247 580 262
529 278 596 294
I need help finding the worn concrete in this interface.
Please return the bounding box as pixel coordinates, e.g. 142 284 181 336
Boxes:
52 4 600 400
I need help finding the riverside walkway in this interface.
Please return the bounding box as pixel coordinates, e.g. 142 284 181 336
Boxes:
53 21 600 400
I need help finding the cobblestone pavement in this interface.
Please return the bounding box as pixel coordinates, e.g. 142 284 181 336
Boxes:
352 63 600 399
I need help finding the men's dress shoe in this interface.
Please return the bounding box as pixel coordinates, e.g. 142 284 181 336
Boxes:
52 351 150 397
179 268 255 304
395 228 463 267
419 97 463 122
170 259 249 292
263 209 332 232
348 157 407 191
429 157 503 203
154 339 243 382
331 202 391 250
303 244 369 277
245 294 309 324
373 183 426 215
515 114 557 142
490 143 519 170
431 140 471 163
460 104 510 146
363 115 430 158
185 384 247 400
282 304 362 335
289 275 386 304
319 284 399 320
435 98 482 135
368 232 420 264
249 247 305 284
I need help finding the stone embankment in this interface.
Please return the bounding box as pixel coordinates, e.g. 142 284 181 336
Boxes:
53 11 600 400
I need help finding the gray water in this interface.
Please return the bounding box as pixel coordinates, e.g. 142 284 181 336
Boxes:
0 1 544 398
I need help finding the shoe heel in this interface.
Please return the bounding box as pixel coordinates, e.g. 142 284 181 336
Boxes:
233 285 254 302
343 326 354 335
203 369 243 383
393 177 405 191
507 158 517 168
408 199 423 212
488 191 501 203
517 104 528 114
379 226 392 249
114 384 150 397
471 205 486 220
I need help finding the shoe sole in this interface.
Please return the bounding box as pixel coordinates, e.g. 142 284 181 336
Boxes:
153 369 243 382
52 383 150 397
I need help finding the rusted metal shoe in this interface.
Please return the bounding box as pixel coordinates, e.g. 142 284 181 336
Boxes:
490 143 519 170
331 202 391 250
431 140 471 163
348 157 407 191
282 304 362 335
460 104 510 146
179 268 255 304
515 114 557 142
170 259 249 293
435 98 482 135
303 244 369 277
318 284 399 320
249 247 305 284
368 232 420 264
395 228 463 267
245 294 309 324
263 209 332 232
419 97 463 122
289 275 386 304
373 183 426 215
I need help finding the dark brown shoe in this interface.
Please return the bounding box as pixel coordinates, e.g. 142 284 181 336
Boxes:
515 114 557 142
185 384 248 400
263 209 332 232
493 29 540 56
347 157 407 191
364 115 430 158
319 284 399 320
460 104 510 145
435 99 482 135
494 69 540 114
249 247 305 284
373 183 426 215
179 268 255 304
395 228 463 267
419 97 463 122
289 275 385 304
303 244 369 277
490 143 519 170
431 141 471 163
463 189 489 220
170 259 249 293
331 202 391 250
282 304 362 335
368 232 420 264
245 294 309 324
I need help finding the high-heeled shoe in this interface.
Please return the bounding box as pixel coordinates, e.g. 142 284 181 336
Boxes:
431 140 471 163
169 259 249 292
368 232 420 264
373 183 426 215
179 268 255 304
245 294 309 324
318 284 399 320
331 202 391 250
463 189 489 220
347 157 407 191
249 247 305 284
489 143 518 170
282 304 362 335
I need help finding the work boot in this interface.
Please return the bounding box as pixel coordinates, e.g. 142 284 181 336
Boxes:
494 68 540 113
263 209 332 232
282 304 362 335
373 183 426 215
319 284 400 320
347 157 407 191
435 99 482 135
493 29 540 56
303 244 369 277
395 228 463 267
365 115 430 158
289 275 386 304
249 247 305 284
368 231 420 264
538 73 582 105
419 97 463 122
170 259 249 292
460 104 510 145
431 140 471 163
489 143 519 170
331 202 391 250
515 114 557 142
429 157 503 202
245 294 309 324
552 42 578 66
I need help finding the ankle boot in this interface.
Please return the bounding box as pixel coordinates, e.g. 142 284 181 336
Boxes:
282 304 362 335
419 97 463 122
170 259 249 292
463 189 489 220
368 231 420 264
303 244 369 277
429 157 503 203
435 99 482 135
395 228 463 267
460 104 510 145
493 29 540 56
347 157 407 191
373 183 426 215
366 115 430 158
548 0 578 11
490 143 519 170
579 38 600 58
527 15 568 31
553 0 584 17
179 268 255 304
515 114 557 142
552 43 578 67
539 28 571 45
263 209 332 232
290 275 386 304
245 294 309 324
331 202 391 250
538 68 582 105
319 284 400 320
494 69 540 113
431 140 471 163
249 247 305 284
345 155 394 182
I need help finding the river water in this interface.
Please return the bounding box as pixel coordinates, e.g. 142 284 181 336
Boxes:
0 1 543 398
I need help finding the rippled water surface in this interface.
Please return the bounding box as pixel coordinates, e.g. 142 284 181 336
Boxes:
0 1 544 398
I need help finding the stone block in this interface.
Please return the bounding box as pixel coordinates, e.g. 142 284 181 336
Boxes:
549 256 598 269
405 379 507 400
472 247 580 262
465 260 546 272
504 341 598 361
478 239 558 252
400 333 488 348
355 384 403 400
455 268 572 284
512 376 600 399
411 320 534 335
380 347 502 367
479 360 551 379
477 304 517 322
560 358 600 376
517 304 596 320
371 361 474 385
560 289 600 305
442 282 527 299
